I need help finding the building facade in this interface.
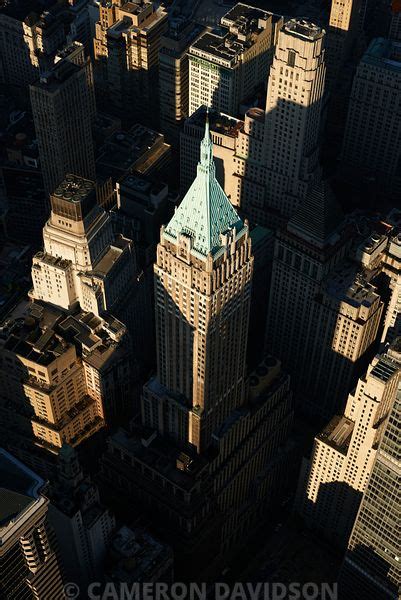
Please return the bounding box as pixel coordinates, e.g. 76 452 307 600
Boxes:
48 444 116 590
296 345 401 548
263 19 326 225
99 120 294 578
30 42 96 194
188 4 280 117
0 4 66 88
93 0 168 126
341 38 401 203
159 18 204 144
0 301 131 476
339 363 401 599
326 0 362 85
0 449 65 599
265 181 384 421
31 174 135 318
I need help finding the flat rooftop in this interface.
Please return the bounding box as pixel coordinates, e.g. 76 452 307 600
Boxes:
90 237 131 278
221 3 271 27
2 301 126 369
186 105 242 138
96 125 165 178
363 37 401 73
326 262 379 308
318 415 354 455
0 449 44 532
284 18 324 42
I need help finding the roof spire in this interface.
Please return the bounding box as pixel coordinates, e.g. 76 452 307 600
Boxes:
163 105 244 258
200 106 213 168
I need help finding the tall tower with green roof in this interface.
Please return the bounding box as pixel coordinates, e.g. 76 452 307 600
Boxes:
142 115 254 451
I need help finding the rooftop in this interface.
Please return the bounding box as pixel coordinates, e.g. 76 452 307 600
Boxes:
326 263 379 309
363 37 401 73
190 30 254 65
1 301 127 370
96 125 169 180
110 427 207 492
0 449 44 533
109 526 171 583
221 2 271 27
370 356 400 383
318 415 354 455
185 105 242 139
284 18 324 42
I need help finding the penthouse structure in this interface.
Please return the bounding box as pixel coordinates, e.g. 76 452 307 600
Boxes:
0 450 64 599
296 345 401 548
0 301 131 476
94 0 168 125
341 38 401 203
188 4 282 117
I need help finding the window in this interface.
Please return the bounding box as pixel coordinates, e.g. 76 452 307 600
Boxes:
288 50 296 68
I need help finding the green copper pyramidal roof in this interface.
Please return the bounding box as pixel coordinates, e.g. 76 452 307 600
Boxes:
164 111 244 258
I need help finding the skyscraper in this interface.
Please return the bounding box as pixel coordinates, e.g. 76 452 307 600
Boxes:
147 115 252 452
0 301 131 476
0 3 66 88
263 19 326 225
340 37 401 203
99 119 294 577
159 18 204 144
265 180 384 420
188 4 280 117
93 0 168 126
30 42 96 194
326 0 362 85
0 449 65 599
296 345 401 548
339 353 401 599
48 444 116 590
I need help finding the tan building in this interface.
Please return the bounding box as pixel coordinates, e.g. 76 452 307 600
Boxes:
0 5 66 88
0 450 65 599
265 180 384 421
340 38 401 203
296 345 401 548
326 0 362 85
31 174 135 318
339 363 401 600
188 4 281 117
30 42 96 194
0 301 131 476
99 120 294 578
159 18 205 144
94 0 168 125
263 19 326 225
